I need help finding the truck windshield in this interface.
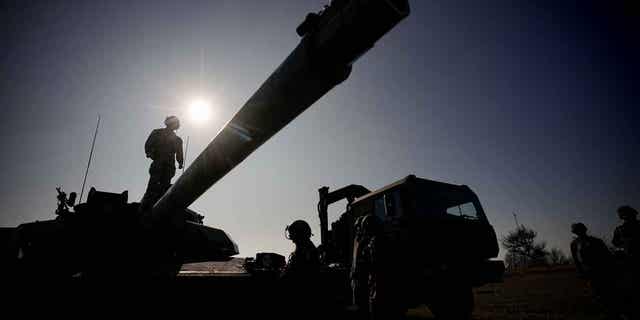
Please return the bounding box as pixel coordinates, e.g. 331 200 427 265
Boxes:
445 201 478 219
415 191 480 220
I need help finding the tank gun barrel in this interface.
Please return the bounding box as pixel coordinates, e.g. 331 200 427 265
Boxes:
151 0 410 226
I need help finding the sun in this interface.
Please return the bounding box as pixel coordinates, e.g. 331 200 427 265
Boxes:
187 98 212 125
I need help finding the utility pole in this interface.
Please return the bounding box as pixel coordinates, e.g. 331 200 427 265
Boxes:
512 212 520 228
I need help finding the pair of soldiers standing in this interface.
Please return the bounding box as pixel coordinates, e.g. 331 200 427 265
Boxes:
570 205 639 319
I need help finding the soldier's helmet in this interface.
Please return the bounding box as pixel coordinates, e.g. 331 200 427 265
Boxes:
618 205 638 220
164 115 180 130
571 222 587 235
286 220 312 241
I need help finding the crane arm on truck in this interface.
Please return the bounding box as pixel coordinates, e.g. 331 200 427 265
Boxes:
317 185 370 247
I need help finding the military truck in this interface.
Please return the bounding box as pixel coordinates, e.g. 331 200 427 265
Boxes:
317 175 503 318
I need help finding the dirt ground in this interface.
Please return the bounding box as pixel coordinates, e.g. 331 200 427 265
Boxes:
406 266 607 320
183 261 610 319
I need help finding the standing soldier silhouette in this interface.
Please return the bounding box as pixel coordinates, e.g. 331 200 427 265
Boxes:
140 116 184 212
570 223 625 318
282 220 320 280
570 223 612 279
613 205 640 264
280 219 321 319
612 205 639 319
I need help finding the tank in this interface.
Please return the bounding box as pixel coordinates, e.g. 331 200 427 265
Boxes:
2 0 410 280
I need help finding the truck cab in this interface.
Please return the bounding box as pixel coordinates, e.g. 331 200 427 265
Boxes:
318 175 504 317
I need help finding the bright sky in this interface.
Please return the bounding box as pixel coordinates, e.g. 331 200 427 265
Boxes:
1 1 638 258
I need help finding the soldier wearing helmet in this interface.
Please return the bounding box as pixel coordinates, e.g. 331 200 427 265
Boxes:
570 223 623 317
282 220 320 278
613 205 640 262
570 223 612 278
280 219 321 319
140 116 184 211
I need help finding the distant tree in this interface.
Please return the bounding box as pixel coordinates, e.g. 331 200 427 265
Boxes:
502 225 549 270
547 247 569 266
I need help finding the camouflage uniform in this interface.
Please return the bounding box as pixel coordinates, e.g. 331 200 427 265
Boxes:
140 127 183 211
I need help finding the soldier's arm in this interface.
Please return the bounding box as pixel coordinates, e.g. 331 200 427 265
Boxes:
176 137 184 168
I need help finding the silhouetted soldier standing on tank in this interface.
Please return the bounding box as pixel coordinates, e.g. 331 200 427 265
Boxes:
140 116 184 212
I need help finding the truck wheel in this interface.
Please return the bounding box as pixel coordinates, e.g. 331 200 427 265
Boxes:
428 285 474 320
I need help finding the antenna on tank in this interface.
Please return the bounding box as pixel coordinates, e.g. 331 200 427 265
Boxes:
79 114 101 203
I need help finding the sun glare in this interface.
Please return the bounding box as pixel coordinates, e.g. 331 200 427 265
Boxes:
187 98 212 125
